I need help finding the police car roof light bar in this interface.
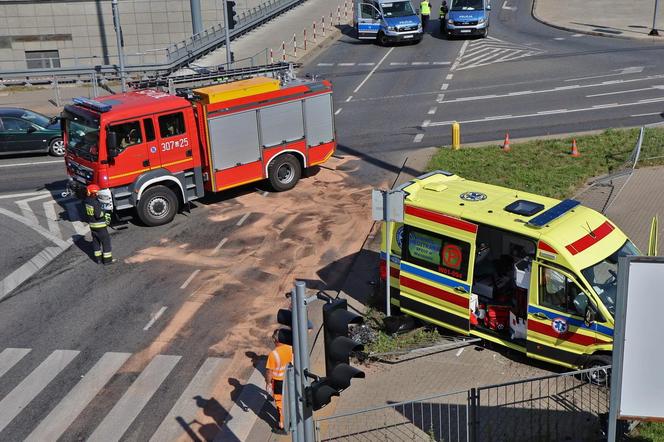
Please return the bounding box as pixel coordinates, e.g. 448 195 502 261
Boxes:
526 199 580 228
72 97 112 113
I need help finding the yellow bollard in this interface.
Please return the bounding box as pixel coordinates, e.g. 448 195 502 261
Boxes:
452 121 461 150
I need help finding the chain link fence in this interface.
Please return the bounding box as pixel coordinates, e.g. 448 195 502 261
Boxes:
314 366 610 442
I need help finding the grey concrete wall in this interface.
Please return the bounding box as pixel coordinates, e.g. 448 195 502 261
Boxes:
0 0 256 71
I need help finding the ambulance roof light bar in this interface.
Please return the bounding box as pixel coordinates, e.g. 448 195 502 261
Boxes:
72 97 112 113
526 199 580 228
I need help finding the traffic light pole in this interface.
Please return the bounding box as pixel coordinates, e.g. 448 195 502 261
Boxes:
222 0 232 68
290 285 305 441
294 281 315 441
111 0 127 93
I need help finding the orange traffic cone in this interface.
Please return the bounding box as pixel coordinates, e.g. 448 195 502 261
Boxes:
502 132 511 152
570 139 580 157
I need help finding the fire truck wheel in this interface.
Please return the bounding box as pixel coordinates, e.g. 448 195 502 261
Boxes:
268 154 301 192
137 185 179 226
49 138 66 156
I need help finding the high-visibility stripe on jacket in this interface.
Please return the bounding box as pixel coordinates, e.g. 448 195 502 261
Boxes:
85 196 108 230
267 344 293 381
420 1 431 15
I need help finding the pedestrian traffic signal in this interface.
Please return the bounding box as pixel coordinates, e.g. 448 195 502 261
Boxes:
226 0 238 30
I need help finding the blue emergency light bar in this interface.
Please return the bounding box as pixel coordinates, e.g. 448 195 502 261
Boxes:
526 199 580 228
72 97 112 113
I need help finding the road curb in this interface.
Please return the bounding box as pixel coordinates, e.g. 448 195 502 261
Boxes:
531 0 664 42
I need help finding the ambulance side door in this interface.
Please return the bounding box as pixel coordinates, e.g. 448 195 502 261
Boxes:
398 206 477 335
527 263 608 367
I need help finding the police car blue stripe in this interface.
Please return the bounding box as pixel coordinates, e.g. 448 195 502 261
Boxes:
400 262 471 293
528 305 613 337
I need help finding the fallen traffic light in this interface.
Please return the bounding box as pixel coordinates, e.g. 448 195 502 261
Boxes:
226 0 238 30
307 298 364 410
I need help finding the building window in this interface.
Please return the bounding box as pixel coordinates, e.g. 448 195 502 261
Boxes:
25 50 61 69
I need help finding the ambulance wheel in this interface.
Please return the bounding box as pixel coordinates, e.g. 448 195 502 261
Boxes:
268 154 301 192
584 354 612 385
137 185 179 227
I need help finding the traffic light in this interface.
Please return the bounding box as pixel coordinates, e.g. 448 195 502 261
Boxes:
226 0 238 30
276 308 292 345
306 298 364 410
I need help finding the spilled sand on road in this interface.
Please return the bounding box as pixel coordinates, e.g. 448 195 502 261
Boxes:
124 156 387 438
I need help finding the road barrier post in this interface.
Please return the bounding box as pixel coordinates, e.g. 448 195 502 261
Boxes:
282 40 286 61
313 21 316 42
304 29 307 51
452 121 461 150
322 16 325 37
293 33 297 58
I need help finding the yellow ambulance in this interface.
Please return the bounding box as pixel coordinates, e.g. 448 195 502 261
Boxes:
380 170 644 370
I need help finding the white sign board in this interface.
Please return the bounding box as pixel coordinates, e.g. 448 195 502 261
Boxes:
610 257 664 424
371 189 404 222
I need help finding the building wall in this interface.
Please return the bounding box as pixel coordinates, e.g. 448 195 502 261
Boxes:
0 0 240 71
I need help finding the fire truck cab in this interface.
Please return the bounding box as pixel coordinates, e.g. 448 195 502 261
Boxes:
62 75 336 226
380 171 643 371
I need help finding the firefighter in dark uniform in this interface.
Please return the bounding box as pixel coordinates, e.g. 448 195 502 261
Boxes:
85 184 114 265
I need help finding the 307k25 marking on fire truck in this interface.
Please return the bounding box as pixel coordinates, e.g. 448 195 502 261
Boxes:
61 74 336 226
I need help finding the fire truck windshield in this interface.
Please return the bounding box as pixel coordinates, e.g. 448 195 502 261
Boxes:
63 110 100 162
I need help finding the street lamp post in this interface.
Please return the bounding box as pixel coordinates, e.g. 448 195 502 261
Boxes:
650 0 660 36
222 0 232 68
111 0 127 92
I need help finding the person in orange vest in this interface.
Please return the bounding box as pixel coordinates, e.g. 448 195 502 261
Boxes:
265 329 293 434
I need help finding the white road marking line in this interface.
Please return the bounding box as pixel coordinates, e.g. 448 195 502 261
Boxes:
389 62 408 66
459 48 510 69
446 74 453 80
335 108 343 115
508 90 534 96
412 61 429 65
553 85 581 90
0 190 51 200
180 269 201 289
427 97 664 126
88 355 181 442
211 237 228 255
0 207 70 248
592 103 618 108
413 133 424 143
25 352 131 442
214 367 267 441
484 114 513 120
0 348 31 379
586 86 655 97
357 62 375 66
571 33 584 37
0 246 70 300
0 159 63 169
437 93 445 101
0 350 79 433
433 61 451 65
566 66 644 82
354 47 394 94
150 357 231 442
455 348 464 357
450 39 469 71
143 306 168 331
440 83 449 90
236 212 250 226
338 62 355 66
65 201 89 236
502 0 516 10
346 95 353 102
553 37 565 41
632 112 663 117
43 200 62 239
16 201 39 226
317 62 333 66
422 120 431 128
428 107 437 115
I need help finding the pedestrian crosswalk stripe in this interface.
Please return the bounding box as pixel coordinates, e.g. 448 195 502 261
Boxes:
0 348 31 379
150 357 230 442
25 352 131 442
0 349 79 432
88 354 181 442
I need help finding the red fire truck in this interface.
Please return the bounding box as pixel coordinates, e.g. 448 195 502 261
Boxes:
61 71 336 226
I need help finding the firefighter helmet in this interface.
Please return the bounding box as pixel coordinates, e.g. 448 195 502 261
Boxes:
86 184 100 195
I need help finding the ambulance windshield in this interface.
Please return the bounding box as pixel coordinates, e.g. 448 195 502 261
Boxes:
581 240 639 316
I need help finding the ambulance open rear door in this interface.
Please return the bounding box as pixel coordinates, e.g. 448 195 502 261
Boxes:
398 205 477 335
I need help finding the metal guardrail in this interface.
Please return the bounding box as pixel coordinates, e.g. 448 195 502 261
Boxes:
314 365 611 442
0 0 306 78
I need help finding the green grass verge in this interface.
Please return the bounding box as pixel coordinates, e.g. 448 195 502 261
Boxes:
427 127 664 199
632 422 664 441
362 308 441 355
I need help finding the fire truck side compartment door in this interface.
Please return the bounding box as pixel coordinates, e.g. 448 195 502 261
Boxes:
207 110 261 171
398 207 477 335
303 93 334 147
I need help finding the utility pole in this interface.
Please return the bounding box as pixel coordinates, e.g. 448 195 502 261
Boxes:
222 0 232 68
190 0 203 35
111 0 127 92
649 0 660 36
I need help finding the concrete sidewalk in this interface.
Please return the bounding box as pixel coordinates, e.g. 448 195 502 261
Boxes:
534 0 664 40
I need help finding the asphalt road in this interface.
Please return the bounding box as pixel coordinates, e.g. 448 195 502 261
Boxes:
0 0 663 439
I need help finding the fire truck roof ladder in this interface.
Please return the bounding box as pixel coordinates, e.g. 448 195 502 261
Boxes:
128 62 301 94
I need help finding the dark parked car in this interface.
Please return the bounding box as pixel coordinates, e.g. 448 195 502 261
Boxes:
0 108 65 156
